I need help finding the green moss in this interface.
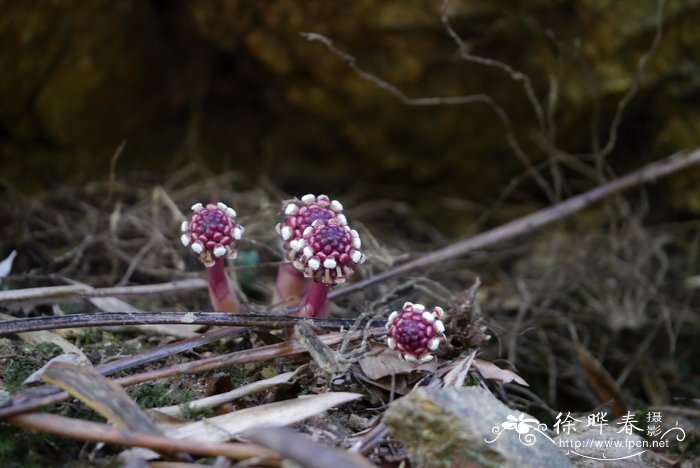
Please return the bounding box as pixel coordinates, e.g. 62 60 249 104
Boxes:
4 360 34 393
179 402 213 421
130 382 194 409
0 423 76 468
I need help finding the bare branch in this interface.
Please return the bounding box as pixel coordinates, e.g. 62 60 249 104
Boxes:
8 412 276 461
0 311 359 336
439 0 547 133
597 0 667 165
300 31 557 202
330 146 700 299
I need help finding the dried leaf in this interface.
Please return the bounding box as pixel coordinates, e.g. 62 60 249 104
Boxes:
77 280 202 338
160 392 362 443
23 353 91 385
575 343 626 417
442 350 477 388
41 361 163 435
473 358 528 386
0 250 17 280
358 345 436 380
0 312 90 364
245 427 375 468
150 371 297 419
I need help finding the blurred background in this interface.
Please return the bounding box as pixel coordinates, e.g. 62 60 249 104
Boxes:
2 0 700 440
2 0 699 227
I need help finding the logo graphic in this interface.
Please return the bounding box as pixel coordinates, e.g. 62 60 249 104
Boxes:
485 411 686 462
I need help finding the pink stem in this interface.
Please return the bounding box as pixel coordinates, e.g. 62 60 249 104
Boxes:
207 259 241 313
299 282 330 318
272 263 311 309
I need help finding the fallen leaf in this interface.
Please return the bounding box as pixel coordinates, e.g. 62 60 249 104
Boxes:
123 391 363 461
70 279 202 338
23 353 92 385
358 345 436 380
161 392 363 443
0 250 17 280
150 371 297 419
40 361 163 435
473 358 528 386
575 343 626 417
0 312 90 364
442 350 477 388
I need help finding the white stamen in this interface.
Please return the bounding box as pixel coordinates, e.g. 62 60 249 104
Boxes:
330 200 343 212
428 337 440 351
301 194 316 204
387 337 396 349
191 242 204 254
281 226 292 240
434 320 445 334
217 202 228 211
324 269 332 283
203 259 215 268
323 258 337 269
232 227 243 240
225 207 237 218
180 234 191 246
413 303 425 313
180 221 189 232
284 203 299 215
303 246 313 259
419 353 434 363
351 250 363 264
403 302 414 309
293 260 304 270
352 235 362 250
387 311 398 325
335 276 346 284
337 214 347 225
317 195 330 206
302 226 313 237
191 203 203 212
308 258 320 270
421 311 435 323
404 354 418 362
433 306 445 318
213 245 226 258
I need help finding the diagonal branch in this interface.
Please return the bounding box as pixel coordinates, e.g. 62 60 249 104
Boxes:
330 146 700 299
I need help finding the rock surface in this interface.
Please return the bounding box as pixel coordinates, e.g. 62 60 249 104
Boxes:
383 386 571 468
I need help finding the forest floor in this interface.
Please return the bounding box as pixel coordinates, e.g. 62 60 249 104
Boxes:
1 166 699 467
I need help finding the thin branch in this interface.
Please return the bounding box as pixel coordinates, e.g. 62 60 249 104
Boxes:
8 412 277 461
0 278 208 303
439 0 547 133
597 0 667 164
0 328 381 419
329 146 700 299
300 31 557 202
0 312 360 336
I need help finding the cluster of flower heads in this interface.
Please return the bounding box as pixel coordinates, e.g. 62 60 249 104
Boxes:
276 194 365 285
181 202 244 267
386 302 446 362
181 198 454 363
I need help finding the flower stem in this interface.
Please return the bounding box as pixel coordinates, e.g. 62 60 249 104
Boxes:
299 282 329 318
207 259 241 313
272 263 311 309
